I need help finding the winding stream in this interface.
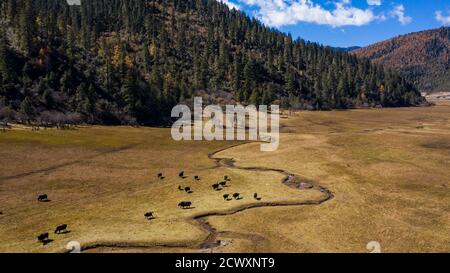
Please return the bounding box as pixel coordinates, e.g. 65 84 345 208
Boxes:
80 142 334 253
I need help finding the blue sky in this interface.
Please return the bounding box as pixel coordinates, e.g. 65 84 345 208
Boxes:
221 0 450 47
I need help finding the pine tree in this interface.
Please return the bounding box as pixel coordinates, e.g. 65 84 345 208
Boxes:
122 69 138 110
20 96 34 122
243 59 257 102
143 40 151 73
18 0 35 53
43 89 55 109
249 89 260 105
262 83 276 105
150 65 163 99
232 53 242 94
6 0 17 23
0 30 10 82
336 77 348 108
74 83 95 115
285 69 296 96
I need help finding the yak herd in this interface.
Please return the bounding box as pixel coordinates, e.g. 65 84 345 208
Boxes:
32 193 70 245
37 224 69 245
145 172 262 222
29 170 261 247
35 193 70 245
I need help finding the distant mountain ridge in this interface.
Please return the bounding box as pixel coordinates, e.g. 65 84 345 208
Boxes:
353 27 450 93
332 46 361 52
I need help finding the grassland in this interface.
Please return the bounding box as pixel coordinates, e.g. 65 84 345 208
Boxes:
0 101 449 253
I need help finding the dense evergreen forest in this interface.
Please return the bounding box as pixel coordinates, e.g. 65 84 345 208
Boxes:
0 0 425 126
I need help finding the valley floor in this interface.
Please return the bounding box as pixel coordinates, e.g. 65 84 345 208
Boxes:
0 101 449 253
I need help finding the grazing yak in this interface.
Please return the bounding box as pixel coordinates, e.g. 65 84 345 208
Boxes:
185 187 192 193
144 212 155 220
178 201 192 209
254 193 261 201
179 171 185 178
233 193 241 200
224 175 230 181
223 194 230 201
37 194 49 202
212 184 221 191
178 185 184 191
219 181 227 187
157 173 164 179
55 224 68 234
37 233 49 243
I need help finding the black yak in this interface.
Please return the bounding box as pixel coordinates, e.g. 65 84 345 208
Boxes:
233 193 241 200
37 194 49 202
37 233 49 244
178 201 192 209
254 193 261 201
55 224 68 234
144 212 155 220
219 181 227 187
185 187 192 193
212 184 221 191
194 176 200 181
223 194 230 201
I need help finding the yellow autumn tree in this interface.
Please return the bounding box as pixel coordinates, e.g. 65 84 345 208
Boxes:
149 43 157 57
35 16 43 28
111 44 122 67
124 55 134 68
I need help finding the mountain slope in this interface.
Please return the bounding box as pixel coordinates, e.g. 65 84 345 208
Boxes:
0 0 424 126
353 27 450 93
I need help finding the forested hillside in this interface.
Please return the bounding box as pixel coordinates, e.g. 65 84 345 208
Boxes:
0 0 424 126
354 27 450 94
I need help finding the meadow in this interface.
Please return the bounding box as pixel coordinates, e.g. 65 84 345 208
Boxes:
0 101 449 253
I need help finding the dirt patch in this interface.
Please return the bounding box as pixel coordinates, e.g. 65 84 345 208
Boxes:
421 140 450 150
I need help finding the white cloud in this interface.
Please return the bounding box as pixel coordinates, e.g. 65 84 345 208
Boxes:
390 4 412 25
367 0 381 6
238 0 383 28
220 0 241 10
435 11 450 26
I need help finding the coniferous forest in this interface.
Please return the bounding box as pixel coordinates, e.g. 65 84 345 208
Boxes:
0 0 425 126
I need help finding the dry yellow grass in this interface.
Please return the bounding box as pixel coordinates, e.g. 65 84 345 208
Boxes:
207 101 450 253
0 101 449 253
0 126 324 253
